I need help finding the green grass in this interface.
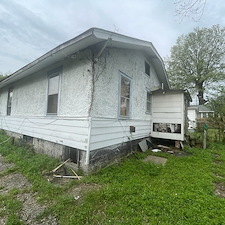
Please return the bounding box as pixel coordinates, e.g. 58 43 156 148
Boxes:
0 133 225 224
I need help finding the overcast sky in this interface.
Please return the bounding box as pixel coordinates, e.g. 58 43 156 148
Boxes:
1 0 225 74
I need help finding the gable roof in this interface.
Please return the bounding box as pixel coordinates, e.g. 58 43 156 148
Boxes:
188 105 214 112
0 28 170 89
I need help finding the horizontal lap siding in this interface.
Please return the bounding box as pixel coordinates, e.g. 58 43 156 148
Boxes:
0 116 89 150
151 92 185 141
90 118 150 151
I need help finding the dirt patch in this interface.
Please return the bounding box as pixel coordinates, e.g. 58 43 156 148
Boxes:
214 173 225 179
0 173 32 194
0 217 7 225
213 154 221 158
0 155 14 172
213 160 224 165
214 182 225 198
0 154 59 224
17 192 58 225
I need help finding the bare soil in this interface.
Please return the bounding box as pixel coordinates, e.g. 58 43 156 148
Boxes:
214 182 225 198
0 154 58 225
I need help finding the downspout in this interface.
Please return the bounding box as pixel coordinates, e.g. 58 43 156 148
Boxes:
85 38 111 166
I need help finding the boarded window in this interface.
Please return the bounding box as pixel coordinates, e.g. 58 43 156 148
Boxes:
120 75 131 117
153 123 181 134
7 88 13 115
145 61 150 76
146 91 152 113
47 74 59 114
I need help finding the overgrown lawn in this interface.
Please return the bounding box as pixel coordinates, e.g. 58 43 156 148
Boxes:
0 134 225 224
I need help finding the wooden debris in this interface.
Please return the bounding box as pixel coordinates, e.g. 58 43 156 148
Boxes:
53 175 83 179
51 158 70 173
70 168 81 180
46 158 82 180
157 144 170 150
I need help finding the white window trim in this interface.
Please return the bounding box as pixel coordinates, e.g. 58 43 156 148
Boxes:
46 67 62 116
7 88 13 116
118 72 132 119
146 89 152 114
144 60 151 77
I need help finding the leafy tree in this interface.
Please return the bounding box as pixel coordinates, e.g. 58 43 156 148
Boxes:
0 75 5 81
166 25 225 105
207 88 225 142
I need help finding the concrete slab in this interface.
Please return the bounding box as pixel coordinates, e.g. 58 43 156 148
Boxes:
143 155 167 166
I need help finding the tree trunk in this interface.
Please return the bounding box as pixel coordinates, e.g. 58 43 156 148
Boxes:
196 82 205 105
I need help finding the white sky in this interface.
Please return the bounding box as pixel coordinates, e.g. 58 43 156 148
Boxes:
0 0 225 74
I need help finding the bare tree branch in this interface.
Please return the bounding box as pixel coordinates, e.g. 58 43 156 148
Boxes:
174 0 206 22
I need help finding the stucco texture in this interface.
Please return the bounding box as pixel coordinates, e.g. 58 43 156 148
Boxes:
0 50 92 117
92 48 160 119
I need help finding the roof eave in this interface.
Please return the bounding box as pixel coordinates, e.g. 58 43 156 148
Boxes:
0 28 170 90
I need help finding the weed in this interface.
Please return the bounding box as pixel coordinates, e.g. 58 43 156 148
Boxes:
1 132 225 224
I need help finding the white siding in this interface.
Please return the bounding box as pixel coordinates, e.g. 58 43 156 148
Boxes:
188 109 196 122
90 117 151 151
151 92 185 141
0 50 92 152
0 116 90 150
187 109 197 129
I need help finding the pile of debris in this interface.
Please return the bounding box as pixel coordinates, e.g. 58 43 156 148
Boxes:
44 158 82 182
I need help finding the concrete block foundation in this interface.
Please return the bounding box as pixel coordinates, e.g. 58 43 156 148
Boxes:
5 131 146 173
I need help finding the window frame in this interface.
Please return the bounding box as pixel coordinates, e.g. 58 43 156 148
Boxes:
7 88 13 116
46 68 61 115
145 61 151 76
146 90 152 114
119 72 132 118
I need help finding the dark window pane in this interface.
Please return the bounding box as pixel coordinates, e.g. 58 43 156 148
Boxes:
7 89 13 115
145 61 150 76
147 92 151 101
47 94 58 114
147 102 151 112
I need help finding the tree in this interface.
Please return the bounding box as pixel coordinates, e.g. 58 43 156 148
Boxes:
166 25 225 105
0 75 5 81
207 88 225 142
174 0 206 21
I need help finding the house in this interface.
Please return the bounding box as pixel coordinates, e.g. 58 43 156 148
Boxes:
188 105 214 129
0 28 190 172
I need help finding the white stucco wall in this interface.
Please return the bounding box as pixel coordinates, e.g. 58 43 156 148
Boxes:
0 49 92 152
0 46 166 154
88 48 161 151
0 49 92 117
91 48 160 119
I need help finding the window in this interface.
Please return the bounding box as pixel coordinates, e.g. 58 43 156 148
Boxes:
7 88 13 115
145 61 150 76
146 91 152 113
47 73 59 114
120 75 131 117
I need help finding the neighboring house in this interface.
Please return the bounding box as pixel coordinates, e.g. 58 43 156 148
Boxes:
188 105 214 129
0 28 190 172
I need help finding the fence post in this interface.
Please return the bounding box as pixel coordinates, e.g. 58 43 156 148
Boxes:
203 124 208 149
